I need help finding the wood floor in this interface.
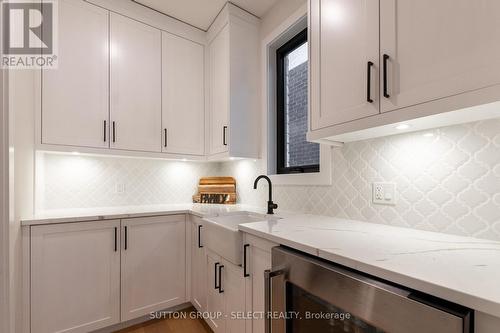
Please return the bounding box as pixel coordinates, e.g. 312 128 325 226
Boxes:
115 308 212 333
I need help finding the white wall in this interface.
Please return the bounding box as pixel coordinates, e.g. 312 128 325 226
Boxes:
216 0 500 242
0 67 10 333
222 119 500 241
35 153 222 211
260 0 306 39
8 69 35 333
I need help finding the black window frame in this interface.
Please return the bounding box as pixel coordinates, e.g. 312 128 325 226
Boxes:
276 28 319 175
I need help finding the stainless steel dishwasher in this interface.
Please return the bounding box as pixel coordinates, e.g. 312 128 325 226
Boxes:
265 246 473 333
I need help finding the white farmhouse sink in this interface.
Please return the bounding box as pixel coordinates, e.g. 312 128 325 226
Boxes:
203 212 277 265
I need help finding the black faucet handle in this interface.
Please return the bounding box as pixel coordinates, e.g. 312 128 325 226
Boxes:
267 201 278 214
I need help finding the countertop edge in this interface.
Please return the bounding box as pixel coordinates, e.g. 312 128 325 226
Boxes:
239 223 500 319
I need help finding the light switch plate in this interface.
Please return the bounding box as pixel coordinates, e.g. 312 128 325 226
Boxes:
372 182 396 205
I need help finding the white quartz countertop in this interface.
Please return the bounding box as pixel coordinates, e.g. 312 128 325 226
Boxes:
239 214 500 318
22 205 500 318
21 204 268 225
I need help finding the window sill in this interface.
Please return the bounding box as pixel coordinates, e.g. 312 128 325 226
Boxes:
269 145 332 186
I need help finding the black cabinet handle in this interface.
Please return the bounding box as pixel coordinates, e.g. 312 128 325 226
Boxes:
104 120 107 142
367 61 374 103
164 128 167 148
383 54 390 98
112 121 116 143
114 227 117 252
243 244 250 277
214 262 220 289
124 226 128 250
218 264 224 293
198 225 203 248
223 126 228 146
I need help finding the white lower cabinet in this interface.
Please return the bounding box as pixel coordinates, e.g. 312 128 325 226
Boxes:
30 215 186 332
190 216 207 312
207 252 227 332
224 260 247 333
191 216 208 312
244 234 277 333
121 215 186 321
206 250 248 333
30 220 121 333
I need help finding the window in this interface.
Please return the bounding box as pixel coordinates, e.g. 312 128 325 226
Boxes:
276 29 319 174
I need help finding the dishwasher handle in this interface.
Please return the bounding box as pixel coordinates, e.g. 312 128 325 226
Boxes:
264 269 286 333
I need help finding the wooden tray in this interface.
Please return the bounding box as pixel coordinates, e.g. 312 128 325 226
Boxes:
193 177 236 204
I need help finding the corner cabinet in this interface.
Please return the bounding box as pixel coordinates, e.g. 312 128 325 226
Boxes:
308 0 500 144
162 32 205 156
206 3 261 159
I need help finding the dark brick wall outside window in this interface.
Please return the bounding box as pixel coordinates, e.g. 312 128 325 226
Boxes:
285 61 320 167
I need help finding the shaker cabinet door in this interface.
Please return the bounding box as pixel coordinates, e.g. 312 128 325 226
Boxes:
310 0 380 130
208 25 230 155
42 0 109 148
31 220 120 333
162 32 205 155
121 215 186 321
380 0 500 113
110 13 162 152
206 252 226 333
191 218 207 312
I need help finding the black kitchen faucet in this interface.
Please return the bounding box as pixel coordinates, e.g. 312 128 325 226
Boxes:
253 175 278 215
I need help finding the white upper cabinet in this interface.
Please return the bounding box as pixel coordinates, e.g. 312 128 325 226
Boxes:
380 0 500 113
121 215 186 321
110 13 162 152
207 3 260 159
38 1 261 160
310 0 379 130
42 0 109 148
208 25 230 155
308 0 500 144
162 32 205 155
31 220 120 333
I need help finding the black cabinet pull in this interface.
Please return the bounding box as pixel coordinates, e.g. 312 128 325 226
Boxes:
243 244 250 277
223 126 228 146
383 54 390 98
124 226 128 250
218 265 224 293
112 121 116 143
367 61 374 103
104 120 107 142
114 227 117 252
214 262 220 289
198 225 203 248
164 128 167 148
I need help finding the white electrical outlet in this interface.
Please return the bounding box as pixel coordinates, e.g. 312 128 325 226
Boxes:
372 182 396 205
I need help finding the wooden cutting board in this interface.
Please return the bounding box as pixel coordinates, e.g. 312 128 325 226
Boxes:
193 177 236 204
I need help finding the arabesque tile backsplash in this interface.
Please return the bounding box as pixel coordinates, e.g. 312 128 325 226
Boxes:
36 119 500 241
